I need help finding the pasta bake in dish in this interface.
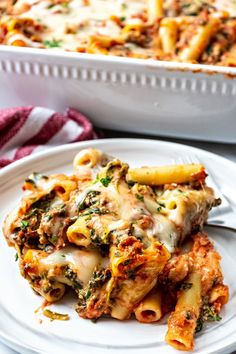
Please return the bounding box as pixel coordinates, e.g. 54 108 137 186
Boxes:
3 148 229 351
0 0 236 66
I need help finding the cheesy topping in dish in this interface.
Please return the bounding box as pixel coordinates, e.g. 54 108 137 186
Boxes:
2 149 228 351
0 0 236 66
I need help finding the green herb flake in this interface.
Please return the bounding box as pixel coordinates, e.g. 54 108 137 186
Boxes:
120 16 126 21
78 202 86 211
186 311 192 320
44 214 53 222
135 194 144 202
15 253 19 261
43 309 69 321
203 305 222 322
121 3 128 10
196 304 222 333
127 180 135 187
156 201 165 213
21 220 29 230
169 233 173 239
82 207 106 216
61 2 69 8
100 177 111 187
179 282 192 291
43 39 62 48
85 290 91 299
123 259 131 266
50 235 58 244
195 318 203 333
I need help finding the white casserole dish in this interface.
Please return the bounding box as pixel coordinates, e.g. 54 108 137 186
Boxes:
1 45 236 142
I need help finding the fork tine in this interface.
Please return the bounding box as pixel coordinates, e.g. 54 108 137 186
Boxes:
174 154 231 217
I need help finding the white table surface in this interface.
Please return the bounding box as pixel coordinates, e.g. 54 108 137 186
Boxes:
1 133 236 354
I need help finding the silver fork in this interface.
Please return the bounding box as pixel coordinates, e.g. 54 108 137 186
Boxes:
173 155 236 231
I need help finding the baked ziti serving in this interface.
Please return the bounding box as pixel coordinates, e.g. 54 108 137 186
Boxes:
0 0 236 66
3 148 229 351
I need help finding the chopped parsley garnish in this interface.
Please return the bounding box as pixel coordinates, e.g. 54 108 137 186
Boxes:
21 220 29 230
120 16 126 21
135 194 144 202
15 253 19 261
100 177 111 187
43 39 62 48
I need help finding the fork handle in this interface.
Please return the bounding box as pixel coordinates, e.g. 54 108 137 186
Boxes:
206 223 236 233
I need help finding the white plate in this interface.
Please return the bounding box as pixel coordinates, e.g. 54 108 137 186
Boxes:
0 138 236 354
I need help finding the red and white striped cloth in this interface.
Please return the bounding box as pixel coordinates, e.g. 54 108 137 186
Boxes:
0 106 96 168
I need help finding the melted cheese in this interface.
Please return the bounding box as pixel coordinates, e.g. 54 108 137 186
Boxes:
7 33 43 47
148 214 179 252
12 0 147 51
72 181 187 252
73 178 213 252
40 246 107 284
214 0 236 17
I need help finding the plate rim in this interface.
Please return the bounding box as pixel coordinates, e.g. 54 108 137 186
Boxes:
1 138 236 179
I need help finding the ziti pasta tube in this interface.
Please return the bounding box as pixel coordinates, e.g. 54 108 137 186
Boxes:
148 0 163 23
178 18 221 62
134 287 162 322
160 18 178 54
128 164 206 186
165 272 202 351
